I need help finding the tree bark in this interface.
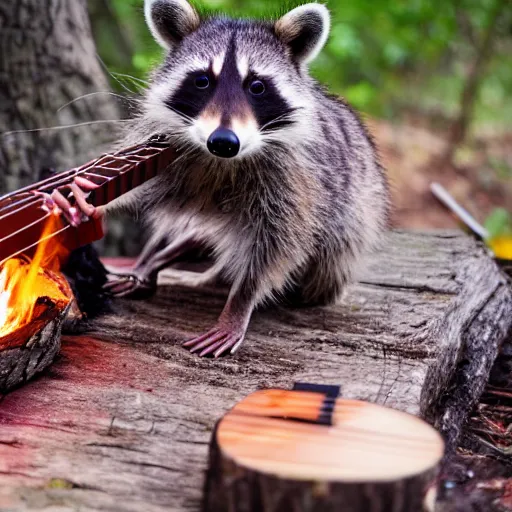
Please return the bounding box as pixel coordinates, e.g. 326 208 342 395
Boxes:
0 301 71 392
0 0 120 194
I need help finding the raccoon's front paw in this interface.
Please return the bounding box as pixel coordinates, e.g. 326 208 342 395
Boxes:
37 177 102 227
103 271 157 299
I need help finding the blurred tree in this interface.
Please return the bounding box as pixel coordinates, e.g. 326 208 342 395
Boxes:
444 0 507 163
89 0 135 74
0 0 120 194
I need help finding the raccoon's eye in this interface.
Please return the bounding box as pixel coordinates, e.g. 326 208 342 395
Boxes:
194 74 210 89
248 79 265 96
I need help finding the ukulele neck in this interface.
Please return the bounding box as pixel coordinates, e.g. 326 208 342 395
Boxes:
0 140 176 266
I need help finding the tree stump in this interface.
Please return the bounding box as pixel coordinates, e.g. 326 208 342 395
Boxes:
204 388 444 512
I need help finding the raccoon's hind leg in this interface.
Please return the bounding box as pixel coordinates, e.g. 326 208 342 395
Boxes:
183 283 254 358
284 250 354 307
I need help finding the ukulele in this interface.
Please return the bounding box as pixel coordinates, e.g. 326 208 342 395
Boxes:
204 384 444 512
0 137 176 266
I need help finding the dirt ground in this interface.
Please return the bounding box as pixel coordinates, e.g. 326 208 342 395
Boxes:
369 118 512 230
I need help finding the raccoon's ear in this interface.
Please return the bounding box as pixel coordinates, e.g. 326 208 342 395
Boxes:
275 3 330 64
144 0 200 49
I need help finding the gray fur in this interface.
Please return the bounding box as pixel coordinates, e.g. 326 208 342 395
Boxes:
110 2 389 354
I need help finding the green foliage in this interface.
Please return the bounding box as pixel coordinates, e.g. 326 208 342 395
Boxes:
98 0 511 127
485 208 512 238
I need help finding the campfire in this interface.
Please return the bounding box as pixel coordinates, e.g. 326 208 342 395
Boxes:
0 212 72 346
0 213 73 391
0 140 175 391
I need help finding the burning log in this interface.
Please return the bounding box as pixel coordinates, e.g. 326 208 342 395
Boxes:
203 387 445 512
0 260 72 391
0 139 176 391
0 212 74 391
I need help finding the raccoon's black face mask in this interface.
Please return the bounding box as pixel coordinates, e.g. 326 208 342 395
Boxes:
144 0 330 159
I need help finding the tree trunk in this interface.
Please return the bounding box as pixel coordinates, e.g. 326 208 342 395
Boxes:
0 0 120 194
443 0 505 163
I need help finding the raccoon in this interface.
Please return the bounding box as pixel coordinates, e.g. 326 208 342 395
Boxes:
51 0 389 357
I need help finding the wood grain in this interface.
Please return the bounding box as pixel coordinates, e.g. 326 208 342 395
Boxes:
0 230 510 511
217 392 444 481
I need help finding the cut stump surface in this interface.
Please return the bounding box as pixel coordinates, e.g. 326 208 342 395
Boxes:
0 230 510 511
204 390 444 512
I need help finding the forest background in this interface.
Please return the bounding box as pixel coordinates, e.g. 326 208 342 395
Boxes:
90 0 511 246
1 0 510 254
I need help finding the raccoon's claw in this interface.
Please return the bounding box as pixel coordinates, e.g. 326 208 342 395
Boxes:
183 325 246 358
37 192 61 215
103 272 157 299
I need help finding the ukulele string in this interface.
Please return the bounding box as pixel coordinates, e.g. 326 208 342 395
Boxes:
0 140 170 224
0 221 72 267
0 142 158 201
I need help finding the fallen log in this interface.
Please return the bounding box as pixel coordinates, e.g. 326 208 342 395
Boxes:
0 230 509 512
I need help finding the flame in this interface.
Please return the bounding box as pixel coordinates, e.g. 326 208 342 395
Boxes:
0 212 71 337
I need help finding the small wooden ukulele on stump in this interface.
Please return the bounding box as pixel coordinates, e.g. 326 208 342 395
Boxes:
204 384 444 512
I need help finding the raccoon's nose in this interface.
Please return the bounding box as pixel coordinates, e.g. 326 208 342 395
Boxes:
207 128 240 158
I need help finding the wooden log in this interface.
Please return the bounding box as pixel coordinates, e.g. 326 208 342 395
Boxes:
0 230 509 512
203 388 444 512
